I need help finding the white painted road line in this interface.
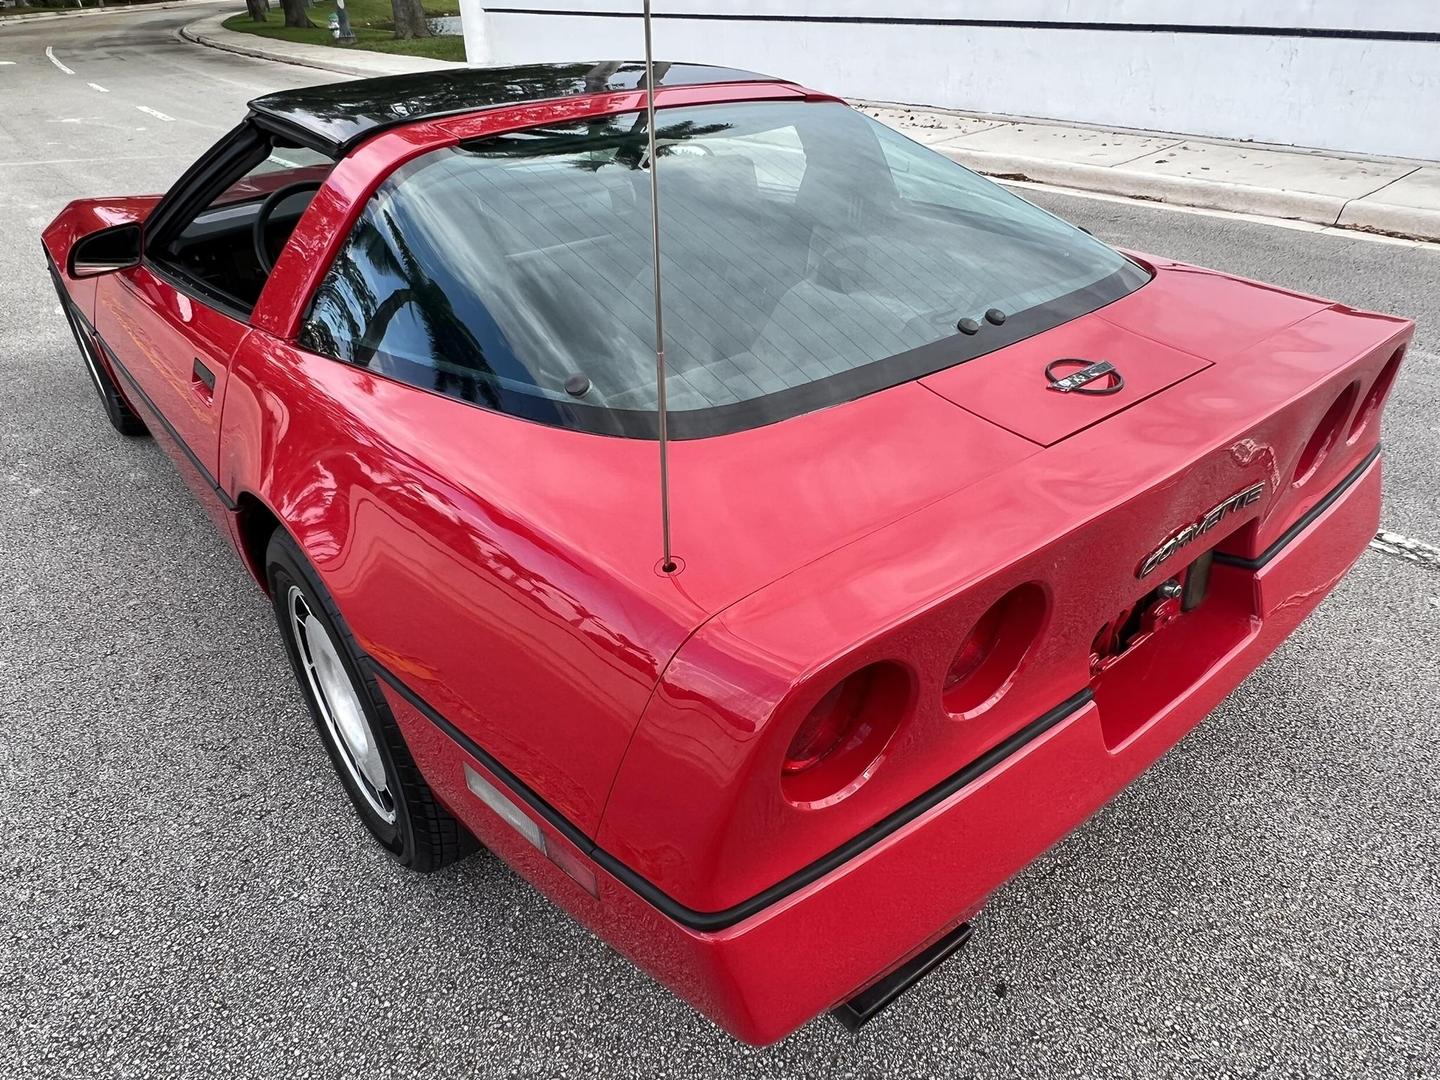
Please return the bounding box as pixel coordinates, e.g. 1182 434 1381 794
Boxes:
44 47 74 76
1370 530 1440 570
0 61 17 67
87 82 108 93
135 105 175 122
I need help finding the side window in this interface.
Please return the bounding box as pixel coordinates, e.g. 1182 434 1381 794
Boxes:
157 142 334 313
300 193 510 410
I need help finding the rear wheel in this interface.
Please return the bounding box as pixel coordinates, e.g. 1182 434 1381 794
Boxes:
58 296 148 437
265 529 477 872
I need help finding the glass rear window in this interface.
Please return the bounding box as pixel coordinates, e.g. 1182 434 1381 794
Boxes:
300 100 1148 438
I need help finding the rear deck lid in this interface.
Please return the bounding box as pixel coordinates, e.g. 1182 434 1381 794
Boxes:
918 314 1212 447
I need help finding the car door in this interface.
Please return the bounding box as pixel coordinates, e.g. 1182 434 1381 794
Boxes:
94 125 333 490
96 265 251 483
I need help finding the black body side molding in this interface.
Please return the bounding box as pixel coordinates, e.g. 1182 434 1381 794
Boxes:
369 658 1092 932
1215 445 1380 570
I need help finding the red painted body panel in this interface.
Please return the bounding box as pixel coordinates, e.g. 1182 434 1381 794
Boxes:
98 267 251 478
599 274 1408 913
392 442 1382 1044
42 75 1413 1045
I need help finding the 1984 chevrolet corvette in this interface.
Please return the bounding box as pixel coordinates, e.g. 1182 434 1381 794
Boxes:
44 62 1409 1043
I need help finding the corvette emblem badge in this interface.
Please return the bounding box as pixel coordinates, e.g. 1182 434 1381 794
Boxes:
1045 358 1125 395
1137 482 1266 578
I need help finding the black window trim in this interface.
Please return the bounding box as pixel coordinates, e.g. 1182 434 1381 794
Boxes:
140 117 339 326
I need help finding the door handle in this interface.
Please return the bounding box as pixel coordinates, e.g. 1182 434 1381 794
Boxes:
191 358 216 398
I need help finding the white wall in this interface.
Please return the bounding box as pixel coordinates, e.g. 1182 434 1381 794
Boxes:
459 1 1440 160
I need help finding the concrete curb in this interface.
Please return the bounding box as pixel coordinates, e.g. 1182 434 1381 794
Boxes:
179 10 458 79
1337 199 1440 242
936 147 1365 228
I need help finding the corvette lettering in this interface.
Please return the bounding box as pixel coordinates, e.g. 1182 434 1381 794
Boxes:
1137 482 1266 578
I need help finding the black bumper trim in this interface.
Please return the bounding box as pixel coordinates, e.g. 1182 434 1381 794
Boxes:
1214 444 1380 571
368 658 1092 932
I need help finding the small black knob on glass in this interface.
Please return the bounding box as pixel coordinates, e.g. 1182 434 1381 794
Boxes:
985 308 1007 325
564 374 591 397
956 317 981 335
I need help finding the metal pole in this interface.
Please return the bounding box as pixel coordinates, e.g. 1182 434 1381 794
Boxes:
643 0 676 573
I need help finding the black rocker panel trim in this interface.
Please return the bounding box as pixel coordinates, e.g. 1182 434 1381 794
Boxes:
1214 444 1381 570
367 658 1093 932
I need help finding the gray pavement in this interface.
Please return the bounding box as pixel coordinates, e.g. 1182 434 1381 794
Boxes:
1 6 1438 1078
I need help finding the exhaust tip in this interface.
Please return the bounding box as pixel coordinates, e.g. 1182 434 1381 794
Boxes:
830 922 975 1033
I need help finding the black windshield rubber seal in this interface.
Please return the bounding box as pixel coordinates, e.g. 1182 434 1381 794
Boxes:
321 259 1150 441
1214 444 1381 570
366 658 1092 932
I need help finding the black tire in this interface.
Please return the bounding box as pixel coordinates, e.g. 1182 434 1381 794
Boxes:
265 528 477 872
58 295 148 438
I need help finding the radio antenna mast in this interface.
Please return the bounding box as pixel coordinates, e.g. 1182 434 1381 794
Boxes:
642 0 677 574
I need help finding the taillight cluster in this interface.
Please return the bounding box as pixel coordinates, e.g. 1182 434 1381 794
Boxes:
1294 345 1404 486
1348 347 1403 443
780 582 1046 808
780 662 908 809
942 583 1046 718
1293 381 1359 486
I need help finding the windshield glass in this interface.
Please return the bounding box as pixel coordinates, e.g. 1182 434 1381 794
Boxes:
301 99 1148 438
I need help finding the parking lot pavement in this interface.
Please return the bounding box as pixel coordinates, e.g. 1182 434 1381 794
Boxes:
2 7 1438 1077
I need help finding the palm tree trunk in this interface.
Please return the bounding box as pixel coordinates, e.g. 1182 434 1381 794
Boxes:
280 0 314 29
390 0 432 40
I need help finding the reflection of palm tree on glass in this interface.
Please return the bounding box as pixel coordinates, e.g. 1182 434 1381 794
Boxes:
348 208 502 410
468 118 734 172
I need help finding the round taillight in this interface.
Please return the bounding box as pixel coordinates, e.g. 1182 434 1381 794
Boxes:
781 663 908 808
944 603 1005 692
943 583 1047 718
1293 382 1359 486
1348 348 1403 443
782 676 870 775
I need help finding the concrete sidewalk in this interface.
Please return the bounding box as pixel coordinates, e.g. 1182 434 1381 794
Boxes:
177 11 1440 242
861 103 1440 242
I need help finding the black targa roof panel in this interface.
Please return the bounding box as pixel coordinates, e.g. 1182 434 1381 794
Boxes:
246 61 783 156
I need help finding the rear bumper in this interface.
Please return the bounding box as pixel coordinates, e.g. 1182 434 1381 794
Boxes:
382 451 1381 1045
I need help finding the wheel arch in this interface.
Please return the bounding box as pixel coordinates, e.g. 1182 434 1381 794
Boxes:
233 490 284 593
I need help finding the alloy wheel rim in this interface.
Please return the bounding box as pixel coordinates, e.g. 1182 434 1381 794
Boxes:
287 585 397 823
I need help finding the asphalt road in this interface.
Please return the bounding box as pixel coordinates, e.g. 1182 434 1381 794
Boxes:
2 7 1437 1078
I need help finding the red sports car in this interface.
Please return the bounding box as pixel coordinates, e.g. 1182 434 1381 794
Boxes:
43 62 1409 1044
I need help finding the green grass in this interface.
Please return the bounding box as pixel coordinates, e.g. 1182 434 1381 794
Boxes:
221 0 465 62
